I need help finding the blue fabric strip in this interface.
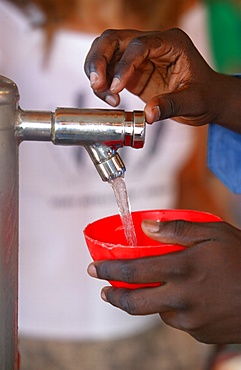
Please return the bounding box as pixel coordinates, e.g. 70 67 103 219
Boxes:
208 123 241 193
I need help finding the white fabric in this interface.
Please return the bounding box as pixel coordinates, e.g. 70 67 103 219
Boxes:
0 1 198 339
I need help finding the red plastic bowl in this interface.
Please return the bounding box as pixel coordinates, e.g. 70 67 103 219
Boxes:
84 209 222 289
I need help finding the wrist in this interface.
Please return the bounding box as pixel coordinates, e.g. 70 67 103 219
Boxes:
212 73 241 133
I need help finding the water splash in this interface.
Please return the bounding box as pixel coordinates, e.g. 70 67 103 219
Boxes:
109 176 137 246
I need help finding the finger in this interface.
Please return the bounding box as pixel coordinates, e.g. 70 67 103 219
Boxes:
93 89 120 106
84 30 141 92
109 37 152 93
101 286 162 315
88 250 192 284
101 283 189 316
89 258 165 284
84 36 114 91
144 87 209 124
141 219 222 247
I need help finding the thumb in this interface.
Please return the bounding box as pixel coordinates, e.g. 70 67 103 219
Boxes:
144 95 175 124
144 88 205 124
141 219 209 247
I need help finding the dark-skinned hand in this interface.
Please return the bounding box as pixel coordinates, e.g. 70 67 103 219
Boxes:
88 219 241 344
84 28 241 133
85 27 241 344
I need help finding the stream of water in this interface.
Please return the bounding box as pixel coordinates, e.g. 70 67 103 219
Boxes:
109 176 137 246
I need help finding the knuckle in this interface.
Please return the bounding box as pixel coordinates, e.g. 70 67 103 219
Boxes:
119 290 140 315
129 36 145 48
165 290 190 313
172 220 205 248
176 313 197 332
173 306 206 335
91 36 100 47
162 310 197 333
166 28 190 46
101 29 115 38
120 261 136 283
167 27 185 38
174 220 186 236
129 35 155 54
96 261 113 280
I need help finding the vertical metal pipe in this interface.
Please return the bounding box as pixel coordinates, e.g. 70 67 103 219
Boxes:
0 76 19 370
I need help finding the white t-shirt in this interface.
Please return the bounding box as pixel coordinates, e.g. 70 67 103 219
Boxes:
0 1 196 339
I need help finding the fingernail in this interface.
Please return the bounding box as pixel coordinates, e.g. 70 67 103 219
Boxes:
142 220 160 233
105 94 118 106
110 77 120 91
152 106 161 121
101 289 107 302
87 263 97 278
90 71 98 86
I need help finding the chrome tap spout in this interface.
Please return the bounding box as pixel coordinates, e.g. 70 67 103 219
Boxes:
17 107 146 181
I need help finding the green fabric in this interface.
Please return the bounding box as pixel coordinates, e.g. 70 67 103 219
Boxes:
205 1 241 73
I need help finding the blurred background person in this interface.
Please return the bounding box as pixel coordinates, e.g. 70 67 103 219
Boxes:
0 0 239 369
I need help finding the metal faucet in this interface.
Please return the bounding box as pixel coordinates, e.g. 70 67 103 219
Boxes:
0 75 145 369
17 107 145 181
